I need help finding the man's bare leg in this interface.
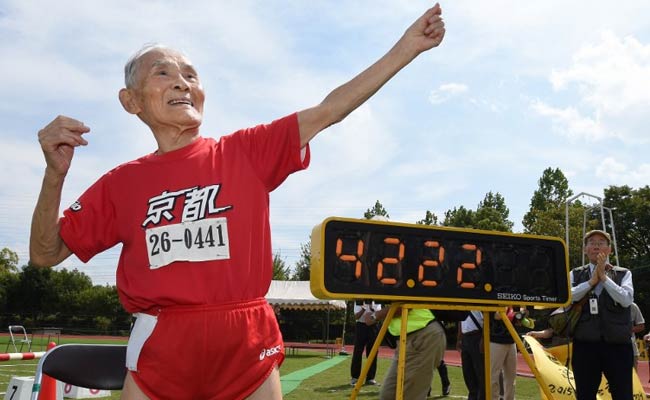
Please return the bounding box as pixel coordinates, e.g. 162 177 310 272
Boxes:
247 366 282 400
120 366 281 399
120 371 150 400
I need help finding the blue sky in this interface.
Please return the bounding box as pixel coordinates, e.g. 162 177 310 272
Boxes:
2 1 650 285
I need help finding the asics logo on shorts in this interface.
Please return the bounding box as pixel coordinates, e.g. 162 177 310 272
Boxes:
259 344 282 360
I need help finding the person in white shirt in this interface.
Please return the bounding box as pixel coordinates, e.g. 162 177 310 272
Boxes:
457 311 485 400
350 300 382 386
630 302 645 369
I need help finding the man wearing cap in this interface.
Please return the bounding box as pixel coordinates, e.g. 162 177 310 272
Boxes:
570 230 634 400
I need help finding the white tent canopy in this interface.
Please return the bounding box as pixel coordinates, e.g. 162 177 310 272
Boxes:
265 280 346 310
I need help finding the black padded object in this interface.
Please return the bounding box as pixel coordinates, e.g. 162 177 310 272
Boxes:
41 344 127 390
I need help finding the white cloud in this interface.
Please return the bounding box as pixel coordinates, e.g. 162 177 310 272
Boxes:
468 97 507 113
529 99 610 141
430 83 505 113
429 82 468 105
596 157 650 187
550 32 650 111
537 31 650 143
445 0 650 73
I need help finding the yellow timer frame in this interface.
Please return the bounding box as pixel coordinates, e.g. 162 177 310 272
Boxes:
310 217 570 307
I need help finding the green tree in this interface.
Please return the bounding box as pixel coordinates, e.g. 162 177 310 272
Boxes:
520 167 591 267
78 285 130 333
364 200 390 220
442 192 513 232
604 185 650 265
416 210 439 226
93 316 112 334
529 203 588 268
49 268 94 315
523 167 573 233
0 248 19 273
443 206 475 228
0 251 19 314
603 185 650 331
7 265 57 317
473 191 513 232
2 259 132 334
273 253 291 280
292 241 311 281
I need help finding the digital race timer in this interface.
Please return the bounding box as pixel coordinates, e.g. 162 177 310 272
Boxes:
310 217 570 307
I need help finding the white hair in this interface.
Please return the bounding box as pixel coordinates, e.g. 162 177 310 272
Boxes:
123 43 186 88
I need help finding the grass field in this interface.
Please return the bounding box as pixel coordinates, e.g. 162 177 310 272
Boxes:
0 336 544 399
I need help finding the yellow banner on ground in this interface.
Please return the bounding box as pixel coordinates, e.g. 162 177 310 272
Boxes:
524 336 645 400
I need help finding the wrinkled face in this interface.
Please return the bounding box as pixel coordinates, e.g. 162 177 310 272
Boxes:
584 233 611 264
130 48 205 133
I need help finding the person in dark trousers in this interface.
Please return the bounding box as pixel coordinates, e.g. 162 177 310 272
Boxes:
350 300 381 386
458 311 485 400
437 359 451 396
571 230 634 400
428 359 451 397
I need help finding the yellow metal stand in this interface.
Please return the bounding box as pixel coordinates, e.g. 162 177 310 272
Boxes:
349 303 556 400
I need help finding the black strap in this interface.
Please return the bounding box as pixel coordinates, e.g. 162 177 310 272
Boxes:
468 312 482 333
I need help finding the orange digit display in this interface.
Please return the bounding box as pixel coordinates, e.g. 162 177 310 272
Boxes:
457 243 481 289
418 240 444 287
310 217 570 307
336 237 364 279
376 237 404 285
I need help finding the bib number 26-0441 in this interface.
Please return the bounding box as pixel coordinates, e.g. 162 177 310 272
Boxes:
146 217 230 269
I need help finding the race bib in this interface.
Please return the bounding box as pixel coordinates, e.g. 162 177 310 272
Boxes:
145 217 230 269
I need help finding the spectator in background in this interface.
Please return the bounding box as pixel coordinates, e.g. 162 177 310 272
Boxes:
436 359 452 396
643 330 650 380
571 230 634 400
458 310 485 400
350 300 382 386
630 302 645 370
526 307 570 347
427 359 452 397
374 306 446 400
489 309 517 400
526 327 553 340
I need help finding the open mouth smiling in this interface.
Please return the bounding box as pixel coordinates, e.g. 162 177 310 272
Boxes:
168 98 194 106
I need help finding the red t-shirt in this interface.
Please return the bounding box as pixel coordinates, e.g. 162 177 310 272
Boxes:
59 113 309 313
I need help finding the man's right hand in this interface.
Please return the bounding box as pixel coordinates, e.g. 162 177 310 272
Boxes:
399 3 446 57
38 115 90 177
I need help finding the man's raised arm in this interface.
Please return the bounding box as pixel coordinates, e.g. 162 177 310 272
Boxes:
30 115 89 267
297 3 446 147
